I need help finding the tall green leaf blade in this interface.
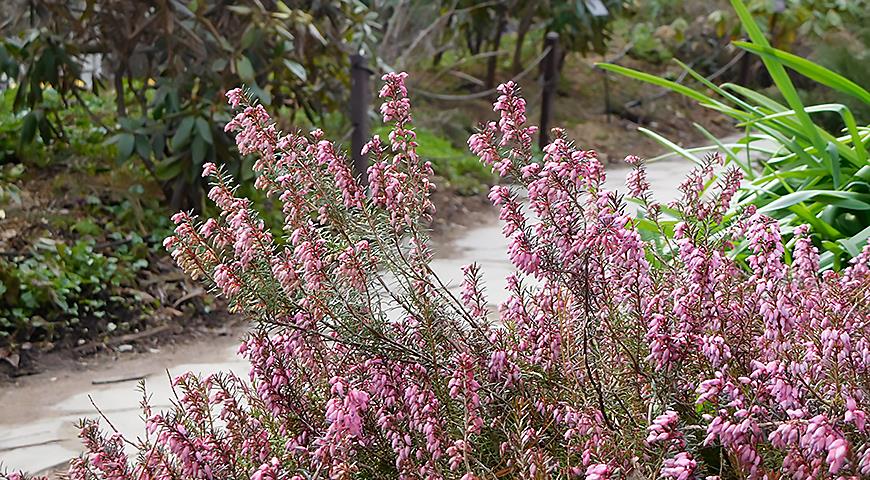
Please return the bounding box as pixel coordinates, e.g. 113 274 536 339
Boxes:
595 63 723 107
637 127 702 163
733 41 870 105
760 190 870 213
729 0 827 158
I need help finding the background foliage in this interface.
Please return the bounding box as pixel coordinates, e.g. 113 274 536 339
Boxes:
2 0 378 210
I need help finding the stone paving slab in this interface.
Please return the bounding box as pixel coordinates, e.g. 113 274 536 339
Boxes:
0 350 248 474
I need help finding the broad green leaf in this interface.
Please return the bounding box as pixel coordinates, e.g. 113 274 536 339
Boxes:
236 55 255 82
723 83 787 113
248 83 272 105
156 156 183 181
283 59 307 81
677 60 757 113
20 111 37 145
195 116 213 144
787 203 841 239
826 142 841 190
135 135 151 160
151 133 166 160
116 133 135 161
841 225 870 256
211 58 227 72
737 103 868 165
171 116 195 151
191 135 206 168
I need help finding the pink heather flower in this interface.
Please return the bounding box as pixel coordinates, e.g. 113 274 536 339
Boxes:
646 410 683 447
825 438 849 474
661 452 697 480
226 87 243 108
201 162 217 177
792 224 820 281
585 463 612 480
624 154 642 165
460 263 488 319
162 235 177 250
317 140 364 209
379 72 411 124
626 168 649 197
447 439 468 471
507 231 541 276
198 218 218 238
250 458 280 480
89 73 870 480
714 166 743 217
213 263 241 297
860 446 870 476
468 122 503 173
448 353 484 435
361 135 383 158
337 241 370 291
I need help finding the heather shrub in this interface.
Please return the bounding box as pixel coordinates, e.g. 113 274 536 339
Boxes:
48 74 870 480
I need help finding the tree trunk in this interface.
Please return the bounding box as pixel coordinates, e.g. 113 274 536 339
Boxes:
485 10 506 91
512 11 533 75
433 49 444 67
114 64 126 117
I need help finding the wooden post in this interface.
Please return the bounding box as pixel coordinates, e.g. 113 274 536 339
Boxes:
603 71 611 123
350 53 372 184
539 32 559 151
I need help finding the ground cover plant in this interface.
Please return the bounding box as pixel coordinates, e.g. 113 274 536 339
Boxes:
18 69 865 480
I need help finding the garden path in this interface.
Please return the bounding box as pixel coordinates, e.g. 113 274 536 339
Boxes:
0 155 701 476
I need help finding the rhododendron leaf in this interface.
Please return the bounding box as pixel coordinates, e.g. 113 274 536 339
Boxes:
20 110 37 145
116 132 135 162
135 134 151 160
191 135 207 168
156 155 183 181
195 116 213 145
236 55 255 82
151 133 165 161
283 59 307 81
171 116 195 150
